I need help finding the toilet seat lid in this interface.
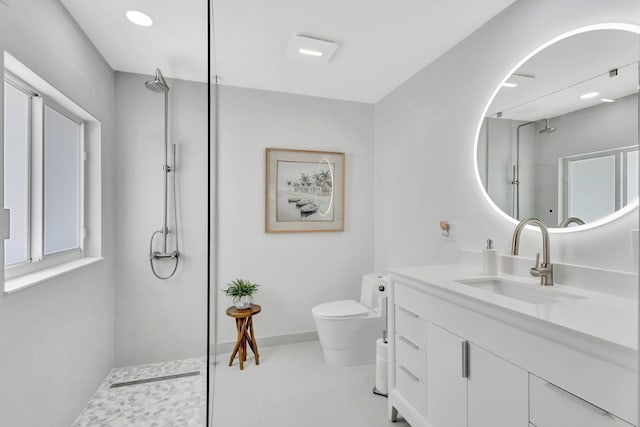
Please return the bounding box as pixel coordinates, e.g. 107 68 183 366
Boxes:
312 299 369 319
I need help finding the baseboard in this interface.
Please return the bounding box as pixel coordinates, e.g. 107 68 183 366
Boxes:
216 331 319 354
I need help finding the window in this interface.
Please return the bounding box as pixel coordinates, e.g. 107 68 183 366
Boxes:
3 74 84 278
562 147 638 223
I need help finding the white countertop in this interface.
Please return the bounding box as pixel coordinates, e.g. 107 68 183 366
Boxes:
388 264 638 352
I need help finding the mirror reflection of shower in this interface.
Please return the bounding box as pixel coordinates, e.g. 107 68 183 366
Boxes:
146 68 180 279
512 119 556 219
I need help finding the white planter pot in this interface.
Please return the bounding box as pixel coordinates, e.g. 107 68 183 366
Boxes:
234 295 254 309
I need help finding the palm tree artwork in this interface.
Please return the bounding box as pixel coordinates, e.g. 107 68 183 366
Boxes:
276 161 335 222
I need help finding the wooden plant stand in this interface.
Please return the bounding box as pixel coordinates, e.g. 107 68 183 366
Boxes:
226 304 261 370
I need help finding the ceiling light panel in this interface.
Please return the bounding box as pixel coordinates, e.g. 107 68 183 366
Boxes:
286 34 338 65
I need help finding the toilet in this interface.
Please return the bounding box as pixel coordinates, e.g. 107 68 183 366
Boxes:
312 273 386 367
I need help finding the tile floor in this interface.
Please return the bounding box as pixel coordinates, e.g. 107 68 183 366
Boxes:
212 341 409 427
72 341 409 427
72 357 206 427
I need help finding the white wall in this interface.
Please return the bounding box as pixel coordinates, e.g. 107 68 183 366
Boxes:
217 86 374 344
114 72 208 366
0 1 115 426
374 0 640 274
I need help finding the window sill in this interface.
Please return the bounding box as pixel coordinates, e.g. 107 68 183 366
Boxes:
4 257 104 295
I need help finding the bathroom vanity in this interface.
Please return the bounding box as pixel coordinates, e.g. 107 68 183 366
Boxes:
387 264 637 427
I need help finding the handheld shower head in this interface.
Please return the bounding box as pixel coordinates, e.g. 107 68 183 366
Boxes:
145 68 169 93
539 118 556 134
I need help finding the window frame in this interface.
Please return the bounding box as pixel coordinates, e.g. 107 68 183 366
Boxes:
3 75 33 268
4 72 85 280
560 145 639 222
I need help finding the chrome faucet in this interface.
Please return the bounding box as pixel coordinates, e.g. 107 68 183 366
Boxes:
511 218 554 286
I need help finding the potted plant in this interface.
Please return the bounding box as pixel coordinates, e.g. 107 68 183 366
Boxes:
223 278 259 309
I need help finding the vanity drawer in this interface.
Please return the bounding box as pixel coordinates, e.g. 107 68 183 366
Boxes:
396 363 428 419
395 282 429 318
396 306 427 349
396 333 427 382
529 375 634 427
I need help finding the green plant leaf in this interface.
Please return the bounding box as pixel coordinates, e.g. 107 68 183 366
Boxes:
222 278 259 298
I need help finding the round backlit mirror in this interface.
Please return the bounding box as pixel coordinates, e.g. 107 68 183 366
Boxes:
476 27 639 230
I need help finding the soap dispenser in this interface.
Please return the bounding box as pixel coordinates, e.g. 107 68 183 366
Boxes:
483 239 498 276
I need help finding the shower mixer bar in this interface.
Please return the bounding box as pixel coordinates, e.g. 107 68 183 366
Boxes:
146 68 180 279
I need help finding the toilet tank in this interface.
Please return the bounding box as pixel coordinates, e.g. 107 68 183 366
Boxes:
360 272 386 308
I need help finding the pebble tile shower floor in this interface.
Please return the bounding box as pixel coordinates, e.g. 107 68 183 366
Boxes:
72 357 206 427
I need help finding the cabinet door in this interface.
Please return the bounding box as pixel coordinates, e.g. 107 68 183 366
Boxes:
427 322 467 427
467 343 528 427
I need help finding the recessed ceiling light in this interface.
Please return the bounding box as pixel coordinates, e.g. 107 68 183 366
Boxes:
299 48 323 57
600 98 615 103
501 82 518 88
126 10 153 27
580 92 599 99
285 34 338 64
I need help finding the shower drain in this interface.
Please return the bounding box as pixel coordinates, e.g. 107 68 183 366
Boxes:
109 371 201 388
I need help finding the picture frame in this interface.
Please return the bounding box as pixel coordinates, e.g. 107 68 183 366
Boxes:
265 148 345 233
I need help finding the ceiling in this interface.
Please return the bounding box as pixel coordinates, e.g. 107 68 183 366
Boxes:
488 29 640 121
61 0 517 103
61 0 208 83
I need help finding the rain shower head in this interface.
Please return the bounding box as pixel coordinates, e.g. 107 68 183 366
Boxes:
145 68 169 93
539 118 556 134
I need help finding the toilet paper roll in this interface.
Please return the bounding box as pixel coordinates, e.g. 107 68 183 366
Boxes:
374 276 389 298
375 338 389 395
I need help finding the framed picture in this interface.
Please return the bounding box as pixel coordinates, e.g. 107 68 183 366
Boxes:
265 148 345 233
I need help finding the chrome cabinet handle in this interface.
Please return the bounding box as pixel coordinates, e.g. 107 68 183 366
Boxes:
399 365 419 382
397 306 419 318
398 335 419 350
544 382 610 417
461 340 469 378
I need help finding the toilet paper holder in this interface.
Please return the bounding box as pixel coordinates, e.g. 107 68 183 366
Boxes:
373 279 389 398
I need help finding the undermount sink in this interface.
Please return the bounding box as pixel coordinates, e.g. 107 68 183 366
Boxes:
455 278 585 304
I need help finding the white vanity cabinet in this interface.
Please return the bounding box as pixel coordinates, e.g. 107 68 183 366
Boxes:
391 280 528 427
388 272 637 427
426 322 528 427
425 323 467 427
395 306 428 418
529 375 634 427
